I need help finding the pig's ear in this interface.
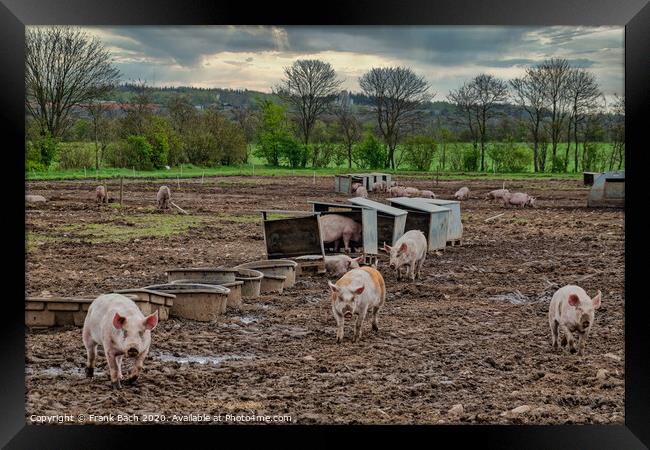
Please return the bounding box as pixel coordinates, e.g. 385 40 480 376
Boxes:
328 281 339 293
354 285 365 295
354 256 364 263
112 313 126 329
399 242 408 253
591 290 602 309
382 243 391 253
144 311 159 330
568 294 580 307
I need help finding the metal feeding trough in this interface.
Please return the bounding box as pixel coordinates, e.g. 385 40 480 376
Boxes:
388 197 450 251
144 283 229 322
308 201 378 265
259 210 325 262
587 171 624 208
348 197 407 247
418 198 463 245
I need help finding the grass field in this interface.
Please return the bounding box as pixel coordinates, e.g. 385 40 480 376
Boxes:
26 141 622 181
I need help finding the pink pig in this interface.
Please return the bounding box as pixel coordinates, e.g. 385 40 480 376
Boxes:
320 214 363 252
325 254 364 277
404 187 420 197
355 186 369 198
548 285 602 355
454 187 470 200
83 293 159 389
503 192 536 208
420 190 436 199
95 185 108 204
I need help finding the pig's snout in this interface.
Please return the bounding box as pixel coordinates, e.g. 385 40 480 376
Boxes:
582 320 590 330
389 262 396 269
127 347 139 357
342 306 353 319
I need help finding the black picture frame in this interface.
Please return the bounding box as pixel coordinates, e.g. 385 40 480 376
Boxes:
2 0 648 447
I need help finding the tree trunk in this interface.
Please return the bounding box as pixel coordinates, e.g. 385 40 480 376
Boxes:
533 140 539 173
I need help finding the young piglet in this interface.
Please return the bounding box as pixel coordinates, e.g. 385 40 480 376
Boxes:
420 190 436 199
95 185 108 204
454 186 470 200
548 285 602 355
383 229 427 281
325 254 363 277
328 267 386 343
157 185 171 209
83 293 159 389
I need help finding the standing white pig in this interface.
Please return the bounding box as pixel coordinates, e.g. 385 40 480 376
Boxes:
95 185 108 204
325 255 364 277
420 190 436 199
382 229 427 281
83 293 159 389
320 214 363 252
355 186 369 198
548 285 602 355
503 192 536 208
486 188 509 200
157 185 171 209
328 267 386 343
454 186 470 200
372 181 386 193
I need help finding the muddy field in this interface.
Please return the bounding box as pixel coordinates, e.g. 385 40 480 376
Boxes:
25 175 625 425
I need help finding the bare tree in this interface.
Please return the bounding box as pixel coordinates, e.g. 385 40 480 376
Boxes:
538 58 572 172
85 101 114 170
470 74 509 171
333 91 361 169
274 59 342 147
25 26 120 139
449 74 507 171
608 94 625 170
565 68 602 172
510 66 548 172
360 67 433 169
448 82 480 168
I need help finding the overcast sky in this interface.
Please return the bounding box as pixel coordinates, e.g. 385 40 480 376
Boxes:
76 25 623 102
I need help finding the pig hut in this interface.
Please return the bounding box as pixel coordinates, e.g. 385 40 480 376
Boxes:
259 210 326 259
418 198 463 245
368 173 392 191
388 197 450 252
587 170 625 208
334 173 371 194
307 201 378 265
348 197 407 247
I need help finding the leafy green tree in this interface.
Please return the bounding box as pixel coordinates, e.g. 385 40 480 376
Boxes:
254 100 296 167
402 135 437 171
354 131 386 169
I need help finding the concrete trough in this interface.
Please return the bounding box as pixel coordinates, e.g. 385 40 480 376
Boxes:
259 210 325 261
308 201 378 264
293 254 326 276
388 197 450 251
349 197 407 247
166 267 238 284
234 268 264 299
587 171 624 208
114 288 176 321
25 297 93 327
144 283 229 322
418 198 463 244
235 259 298 290
170 279 244 309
